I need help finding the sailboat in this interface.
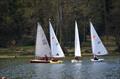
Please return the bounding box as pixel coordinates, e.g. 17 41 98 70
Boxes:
71 21 82 63
30 22 51 63
90 22 108 62
49 21 65 64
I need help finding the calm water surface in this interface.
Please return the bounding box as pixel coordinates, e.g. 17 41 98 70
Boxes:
0 56 120 79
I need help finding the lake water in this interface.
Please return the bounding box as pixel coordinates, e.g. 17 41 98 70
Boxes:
0 56 120 79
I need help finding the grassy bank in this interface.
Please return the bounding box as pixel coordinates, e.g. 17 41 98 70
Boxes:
0 45 119 59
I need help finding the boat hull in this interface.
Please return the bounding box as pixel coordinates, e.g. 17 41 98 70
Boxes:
30 59 50 63
71 59 82 63
50 60 63 64
91 59 104 62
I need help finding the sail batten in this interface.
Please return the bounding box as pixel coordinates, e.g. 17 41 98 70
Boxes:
90 22 108 56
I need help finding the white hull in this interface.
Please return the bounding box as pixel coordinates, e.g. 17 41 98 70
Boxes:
91 59 104 62
71 59 82 63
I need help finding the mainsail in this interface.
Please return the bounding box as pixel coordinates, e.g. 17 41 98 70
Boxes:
35 23 51 57
75 21 81 57
49 21 65 58
90 22 108 56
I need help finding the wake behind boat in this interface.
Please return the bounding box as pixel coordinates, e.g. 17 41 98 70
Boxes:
90 22 108 62
71 21 82 63
30 22 51 63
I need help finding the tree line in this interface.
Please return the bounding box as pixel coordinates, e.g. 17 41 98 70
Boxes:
0 0 120 51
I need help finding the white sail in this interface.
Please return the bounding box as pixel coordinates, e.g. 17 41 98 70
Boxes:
49 21 65 58
35 23 51 57
90 22 108 56
75 21 81 57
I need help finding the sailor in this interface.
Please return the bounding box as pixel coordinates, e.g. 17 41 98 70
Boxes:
94 56 98 60
75 57 80 60
51 58 58 62
44 55 48 61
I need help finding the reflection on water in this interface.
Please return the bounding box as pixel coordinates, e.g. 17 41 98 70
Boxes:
72 63 82 79
0 56 120 79
88 62 108 79
32 64 65 79
49 64 65 79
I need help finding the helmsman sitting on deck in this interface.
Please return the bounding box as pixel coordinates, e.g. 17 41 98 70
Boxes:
44 55 48 61
51 58 58 62
94 56 98 60
75 57 80 61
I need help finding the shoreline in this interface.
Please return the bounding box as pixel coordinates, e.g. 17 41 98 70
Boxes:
0 53 119 59
0 55 34 59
